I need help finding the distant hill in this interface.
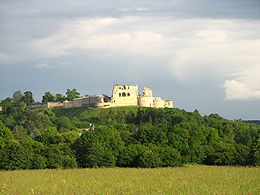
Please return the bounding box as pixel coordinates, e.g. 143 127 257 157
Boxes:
245 120 260 125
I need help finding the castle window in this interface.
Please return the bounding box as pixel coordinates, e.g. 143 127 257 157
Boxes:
122 92 126 97
128 87 129 89
127 93 130 96
119 93 121 97
119 87 121 89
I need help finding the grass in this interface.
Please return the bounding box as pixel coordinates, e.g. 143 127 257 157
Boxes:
1 166 259 194
53 106 141 118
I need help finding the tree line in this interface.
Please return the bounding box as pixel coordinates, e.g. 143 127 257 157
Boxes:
0 89 81 113
0 93 259 170
7 89 81 104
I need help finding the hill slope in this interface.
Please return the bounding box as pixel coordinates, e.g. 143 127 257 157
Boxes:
0 106 259 170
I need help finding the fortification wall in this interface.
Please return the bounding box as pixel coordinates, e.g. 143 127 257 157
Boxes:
111 85 138 107
64 98 82 108
27 103 47 109
64 96 102 109
46 102 64 108
63 101 74 108
138 96 153 107
95 96 112 108
153 97 166 108
82 96 99 107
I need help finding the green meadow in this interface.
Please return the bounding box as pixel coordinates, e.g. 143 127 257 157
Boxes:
1 166 259 194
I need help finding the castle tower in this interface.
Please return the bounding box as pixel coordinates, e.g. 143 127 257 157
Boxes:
138 87 154 107
111 84 138 107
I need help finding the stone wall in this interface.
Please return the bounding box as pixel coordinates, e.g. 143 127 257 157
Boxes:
63 98 82 108
27 103 48 109
82 96 99 107
153 97 166 108
27 102 64 109
0 106 2 112
138 96 153 107
46 102 64 108
63 96 101 108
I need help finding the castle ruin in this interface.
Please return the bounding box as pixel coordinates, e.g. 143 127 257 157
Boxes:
63 84 173 109
16 84 173 110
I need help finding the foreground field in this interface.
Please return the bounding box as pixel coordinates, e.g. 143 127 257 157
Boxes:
0 166 259 194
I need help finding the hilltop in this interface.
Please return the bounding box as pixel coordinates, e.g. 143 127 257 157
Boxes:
0 106 259 170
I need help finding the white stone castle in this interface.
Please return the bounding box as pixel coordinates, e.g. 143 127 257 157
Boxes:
63 84 173 109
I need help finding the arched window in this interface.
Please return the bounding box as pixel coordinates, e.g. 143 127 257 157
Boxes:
119 93 121 97
127 93 130 96
122 92 126 97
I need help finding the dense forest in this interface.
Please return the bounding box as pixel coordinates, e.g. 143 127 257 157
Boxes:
0 92 259 170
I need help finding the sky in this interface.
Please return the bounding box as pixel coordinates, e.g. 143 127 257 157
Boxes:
0 0 260 120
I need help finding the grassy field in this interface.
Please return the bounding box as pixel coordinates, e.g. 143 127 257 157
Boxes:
0 166 259 194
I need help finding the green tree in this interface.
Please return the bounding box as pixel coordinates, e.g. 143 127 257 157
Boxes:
0 140 27 170
252 138 260 165
18 101 27 111
137 144 162 168
135 123 168 146
40 127 59 145
159 146 182 167
42 91 55 103
66 88 80 101
55 93 65 102
55 116 75 132
0 121 14 147
22 91 34 105
74 126 124 168
45 144 77 169
117 144 141 167
0 97 13 114
12 91 23 105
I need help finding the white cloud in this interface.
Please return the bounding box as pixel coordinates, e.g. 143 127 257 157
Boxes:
34 63 51 69
118 8 149 12
28 17 173 58
224 66 260 100
136 8 149 11
118 8 130 12
171 39 260 81
3 16 260 100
